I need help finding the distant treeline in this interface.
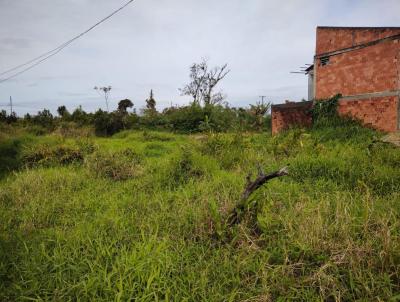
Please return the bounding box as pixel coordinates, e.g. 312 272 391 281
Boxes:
1 60 275 135
0 100 271 136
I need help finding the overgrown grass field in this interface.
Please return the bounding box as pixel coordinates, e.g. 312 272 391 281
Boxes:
1 124 399 301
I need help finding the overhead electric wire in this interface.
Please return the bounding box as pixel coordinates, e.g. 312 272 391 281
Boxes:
0 0 135 84
0 42 66 77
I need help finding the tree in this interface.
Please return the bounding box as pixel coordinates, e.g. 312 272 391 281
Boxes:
94 86 112 112
93 109 124 136
140 90 160 127
6 112 17 124
203 64 229 106
24 113 32 121
145 90 156 112
32 109 54 128
117 99 133 114
57 105 69 118
71 106 90 125
179 59 230 106
0 110 7 123
249 100 271 130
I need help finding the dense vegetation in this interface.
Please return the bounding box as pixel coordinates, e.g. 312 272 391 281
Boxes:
0 100 271 136
1 115 399 300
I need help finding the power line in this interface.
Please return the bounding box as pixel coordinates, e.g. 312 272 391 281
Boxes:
0 0 135 84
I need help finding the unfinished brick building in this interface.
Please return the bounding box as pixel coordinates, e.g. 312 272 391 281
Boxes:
272 26 400 134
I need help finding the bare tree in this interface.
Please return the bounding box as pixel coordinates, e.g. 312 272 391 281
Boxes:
180 59 230 106
203 64 229 105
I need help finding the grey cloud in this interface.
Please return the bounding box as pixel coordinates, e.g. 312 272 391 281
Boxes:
0 37 32 49
0 0 398 115
58 92 90 97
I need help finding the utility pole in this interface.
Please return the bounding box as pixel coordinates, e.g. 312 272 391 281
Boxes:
259 95 267 103
9 96 13 115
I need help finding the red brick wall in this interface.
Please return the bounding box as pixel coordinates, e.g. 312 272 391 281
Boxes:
316 27 400 55
338 96 399 132
271 102 313 135
315 38 400 99
273 28 400 134
314 27 400 132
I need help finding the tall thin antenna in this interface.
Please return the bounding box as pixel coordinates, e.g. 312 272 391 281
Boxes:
259 95 267 103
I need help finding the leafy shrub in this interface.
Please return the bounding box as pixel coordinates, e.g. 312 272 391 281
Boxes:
85 149 143 181
163 104 205 133
0 137 25 177
93 110 126 136
160 104 272 133
311 94 370 134
70 106 92 125
311 94 341 128
31 109 55 129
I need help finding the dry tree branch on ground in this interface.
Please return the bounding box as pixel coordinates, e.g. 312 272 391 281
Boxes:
227 166 289 226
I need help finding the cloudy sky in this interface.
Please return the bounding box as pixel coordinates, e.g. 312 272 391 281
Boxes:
0 0 399 115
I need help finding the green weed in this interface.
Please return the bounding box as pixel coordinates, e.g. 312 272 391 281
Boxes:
1 123 399 301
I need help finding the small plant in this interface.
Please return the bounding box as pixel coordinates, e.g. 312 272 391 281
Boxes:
311 94 341 127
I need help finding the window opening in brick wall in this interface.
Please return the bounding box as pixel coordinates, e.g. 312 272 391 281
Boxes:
320 56 330 66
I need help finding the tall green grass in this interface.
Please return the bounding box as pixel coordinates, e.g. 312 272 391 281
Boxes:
0 126 399 301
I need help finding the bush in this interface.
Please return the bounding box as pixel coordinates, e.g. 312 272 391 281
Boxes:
163 104 205 133
31 109 55 129
93 110 128 136
21 144 85 168
0 137 24 177
85 149 143 181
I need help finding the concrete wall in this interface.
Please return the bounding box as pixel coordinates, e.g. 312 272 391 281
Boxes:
271 101 313 135
307 69 314 101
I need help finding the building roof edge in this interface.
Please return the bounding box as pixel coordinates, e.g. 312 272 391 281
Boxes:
317 26 400 30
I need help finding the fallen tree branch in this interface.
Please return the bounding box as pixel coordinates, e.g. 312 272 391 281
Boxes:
227 166 289 226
